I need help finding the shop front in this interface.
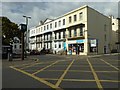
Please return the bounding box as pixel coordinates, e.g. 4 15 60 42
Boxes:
67 39 85 55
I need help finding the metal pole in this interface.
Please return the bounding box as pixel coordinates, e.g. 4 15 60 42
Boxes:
23 16 31 57
21 31 24 60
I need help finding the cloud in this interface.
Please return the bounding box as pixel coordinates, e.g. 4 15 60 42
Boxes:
1 2 119 29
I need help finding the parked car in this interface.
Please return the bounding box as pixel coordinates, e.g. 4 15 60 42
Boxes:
30 50 40 55
111 49 118 53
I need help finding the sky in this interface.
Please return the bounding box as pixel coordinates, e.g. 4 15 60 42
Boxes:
1 0 120 29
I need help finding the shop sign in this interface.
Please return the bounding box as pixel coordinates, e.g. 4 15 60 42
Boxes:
90 39 97 47
76 39 85 43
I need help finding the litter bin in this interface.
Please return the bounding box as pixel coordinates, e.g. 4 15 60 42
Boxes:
8 53 12 61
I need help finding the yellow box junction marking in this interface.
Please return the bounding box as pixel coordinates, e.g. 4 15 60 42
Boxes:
87 58 103 90
9 66 63 90
55 59 75 87
100 59 119 71
32 61 59 75
41 78 120 83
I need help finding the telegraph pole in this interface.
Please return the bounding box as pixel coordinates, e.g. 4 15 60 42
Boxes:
23 15 31 57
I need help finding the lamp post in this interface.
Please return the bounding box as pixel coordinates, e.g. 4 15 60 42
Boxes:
23 15 31 56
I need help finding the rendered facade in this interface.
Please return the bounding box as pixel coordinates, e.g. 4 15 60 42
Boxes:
29 5 113 55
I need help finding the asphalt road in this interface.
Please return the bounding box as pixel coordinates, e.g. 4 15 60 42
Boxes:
2 53 120 90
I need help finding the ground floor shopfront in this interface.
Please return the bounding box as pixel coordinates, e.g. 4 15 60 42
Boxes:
66 39 98 55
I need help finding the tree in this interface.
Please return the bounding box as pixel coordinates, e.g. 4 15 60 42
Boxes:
1 17 21 45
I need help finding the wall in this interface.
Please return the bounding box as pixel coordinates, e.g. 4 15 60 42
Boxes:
87 7 112 54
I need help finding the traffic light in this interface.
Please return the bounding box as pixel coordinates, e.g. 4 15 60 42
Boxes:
19 24 27 32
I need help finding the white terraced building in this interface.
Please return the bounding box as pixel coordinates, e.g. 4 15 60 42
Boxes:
29 5 114 55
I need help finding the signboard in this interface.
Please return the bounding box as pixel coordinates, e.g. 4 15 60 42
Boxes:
90 39 97 47
76 39 85 43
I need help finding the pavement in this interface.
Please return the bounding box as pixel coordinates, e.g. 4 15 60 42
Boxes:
2 53 120 90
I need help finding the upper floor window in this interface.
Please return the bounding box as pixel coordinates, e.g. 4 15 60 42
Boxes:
63 31 65 38
39 28 40 33
47 25 49 30
59 43 61 48
79 12 83 20
59 32 61 39
55 33 57 39
19 45 21 49
74 15 77 22
44 26 46 30
80 27 83 36
63 19 65 25
14 45 16 49
74 28 77 37
69 16 72 23
69 30 71 37
50 23 52 29
59 20 61 27
41 27 43 32
55 22 57 28
104 34 106 41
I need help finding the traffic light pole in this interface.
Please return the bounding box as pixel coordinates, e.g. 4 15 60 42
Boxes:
21 31 24 60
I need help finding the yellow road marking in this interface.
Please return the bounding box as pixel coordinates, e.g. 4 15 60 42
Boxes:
100 80 120 82
32 61 59 75
41 78 120 83
9 66 63 90
20 62 42 69
100 59 119 71
87 58 103 90
55 59 75 87
95 71 118 73
13 60 40 67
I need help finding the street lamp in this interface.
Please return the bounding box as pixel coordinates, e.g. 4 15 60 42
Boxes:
23 15 31 57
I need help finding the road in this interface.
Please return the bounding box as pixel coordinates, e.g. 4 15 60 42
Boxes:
2 53 120 90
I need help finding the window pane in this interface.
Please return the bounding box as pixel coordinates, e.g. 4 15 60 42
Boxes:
80 27 83 36
63 19 65 25
74 15 77 21
74 28 77 36
55 22 57 28
59 20 61 27
69 16 71 23
79 12 83 20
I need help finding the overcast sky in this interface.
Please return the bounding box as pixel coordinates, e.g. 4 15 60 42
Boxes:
1 1 120 29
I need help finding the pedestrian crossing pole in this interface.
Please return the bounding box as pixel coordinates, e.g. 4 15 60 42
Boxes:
19 24 27 60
